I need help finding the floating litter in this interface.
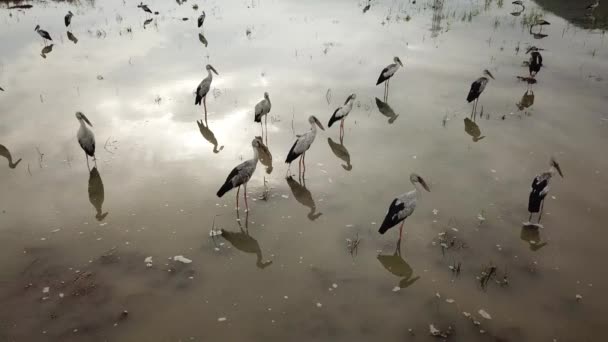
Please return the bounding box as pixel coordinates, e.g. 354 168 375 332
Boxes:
173 255 192 264
478 309 492 320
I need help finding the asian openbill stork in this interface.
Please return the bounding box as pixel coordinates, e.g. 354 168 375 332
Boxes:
195 64 219 123
75 111 95 169
376 57 404 101
138 2 153 15
328 93 356 141
0 144 22 169
217 138 261 212
254 92 271 141
34 25 52 44
529 51 543 77
378 173 430 242
467 69 494 116
65 11 74 27
198 11 206 28
525 158 563 227
285 116 324 179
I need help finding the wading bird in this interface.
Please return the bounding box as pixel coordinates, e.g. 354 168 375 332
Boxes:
198 10 206 28
0 144 22 169
195 64 219 123
516 89 535 111
529 51 543 77
525 158 563 228
328 93 356 141
138 2 153 15
467 69 494 116
35 25 52 44
217 138 260 212
88 167 108 221
378 173 430 242
376 57 404 101
587 1 600 11
64 11 73 27
254 92 271 140
75 111 95 168
285 116 324 178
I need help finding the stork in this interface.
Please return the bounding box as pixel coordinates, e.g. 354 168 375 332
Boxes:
65 11 74 27
75 111 95 169
217 138 260 212
376 57 404 101
254 92 271 141
198 10 206 28
285 116 324 179
0 144 22 169
34 25 52 44
378 173 430 242
529 51 543 77
195 64 219 123
466 69 494 116
525 158 563 228
328 93 356 141
138 2 153 15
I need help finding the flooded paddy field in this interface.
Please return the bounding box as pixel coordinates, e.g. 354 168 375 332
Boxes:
1 0 607 341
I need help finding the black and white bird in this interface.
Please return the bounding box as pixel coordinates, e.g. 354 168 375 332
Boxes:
64 11 74 27
75 111 95 168
217 138 261 212
254 92 271 138
138 2 153 15
198 11 206 28
466 69 494 116
587 1 600 11
328 93 356 141
34 25 52 44
285 116 324 178
376 57 404 101
378 173 431 242
195 64 219 123
529 51 543 77
0 144 22 169
525 158 563 228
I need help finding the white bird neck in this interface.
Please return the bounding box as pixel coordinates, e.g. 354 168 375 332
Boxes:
78 119 87 128
207 69 213 79
252 145 259 162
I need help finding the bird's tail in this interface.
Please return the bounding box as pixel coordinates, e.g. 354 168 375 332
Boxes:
254 114 262 123
216 181 233 197
466 93 476 103
378 224 390 234
195 95 202 106
328 116 338 128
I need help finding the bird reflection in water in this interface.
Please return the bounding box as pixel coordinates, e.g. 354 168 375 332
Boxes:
196 120 224 153
254 136 273 174
198 32 208 47
0 144 22 169
517 90 535 111
375 97 399 124
520 226 548 251
377 240 420 289
88 167 109 221
67 31 78 44
285 176 322 221
464 118 485 142
40 44 54 59
220 211 273 269
511 0 525 16
327 137 352 171
143 18 153 29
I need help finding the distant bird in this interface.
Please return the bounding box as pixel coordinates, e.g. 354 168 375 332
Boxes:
526 158 563 227
285 176 322 221
529 51 543 77
525 45 544 54
138 2 153 15
285 116 325 178
328 93 356 141
75 111 95 168
198 11 206 28
378 173 431 241
375 97 399 124
587 1 600 11
466 69 494 116
34 25 52 44
327 137 352 171
254 92 271 138
363 0 371 13
464 118 485 142
217 138 261 212
195 64 219 123
198 32 208 47
376 56 404 101
197 120 223 153
0 144 22 169
0 86 4 91
64 11 74 27
88 167 108 221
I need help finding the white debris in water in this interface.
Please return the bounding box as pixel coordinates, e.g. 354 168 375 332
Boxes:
551 196 556 200
451 227 459 232
209 230 222 237
576 294 583 301
392 286 401 292
51 229 61 233
173 255 192 264
332 283 338 289
429 324 441 336
217 317 227 322
316 302 322 308
432 209 439 215
145 256 153 267
477 213 486 221
345 224 353 228
463 312 471 317
491 169 497 173
281 195 289 199
59 293 64 298
42 287 50 294
478 309 492 320
371 222 376 225
446 298 455 303
284 296 288 299
435 292 441 298
40 237 47 241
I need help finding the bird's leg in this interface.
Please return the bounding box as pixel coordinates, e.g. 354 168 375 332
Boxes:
302 152 306 179
244 183 249 212
236 185 240 211
528 212 533 222
265 115 268 145
398 221 405 240
298 156 302 179
203 96 208 124
387 78 390 101
538 200 545 224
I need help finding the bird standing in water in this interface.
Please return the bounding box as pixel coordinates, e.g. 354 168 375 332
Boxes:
198 11 206 28
378 173 431 242
75 111 95 169
285 116 324 179
195 64 219 123
217 138 260 212
525 158 563 228
35 25 52 44
529 51 543 77
64 11 74 27
376 57 404 101
254 92 271 141
328 93 356 142
467 69 494 116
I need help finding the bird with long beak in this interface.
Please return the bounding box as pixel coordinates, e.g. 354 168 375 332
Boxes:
467 69 494 117
195 64 219 123
34 25 52 44
254 92 271 141
0 144 22 169
285 115 324 179
525 158 563 228
198 10 206 28
328 93 356 142
376 57 403 101
75 111 95 169
378 173 431 243
217 138 261 212
65 11 74 27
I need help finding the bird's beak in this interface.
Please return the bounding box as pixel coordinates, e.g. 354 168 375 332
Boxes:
487 71 495 80
82 114 93 127
397 59 404 67
551 159 564 178
314 117 325 131
210 66 219 75
418 176 431 192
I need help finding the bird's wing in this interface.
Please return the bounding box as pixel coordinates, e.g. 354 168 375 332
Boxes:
328 106 342 127
467 79 482 102
539 185 551 197
379 197 406 233
285 139 300 163
376 65 392 85
198 15 204 27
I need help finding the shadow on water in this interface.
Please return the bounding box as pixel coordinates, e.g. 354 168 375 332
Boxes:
375 97 399 124
285 176 322 221
520 226 548 251
197 120 224 153
377 240 420 289
327 137 352 171
88 167 108 221
0 144 22 169
220 211 273 269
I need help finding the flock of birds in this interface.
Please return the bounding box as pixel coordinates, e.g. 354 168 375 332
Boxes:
11 0 577 246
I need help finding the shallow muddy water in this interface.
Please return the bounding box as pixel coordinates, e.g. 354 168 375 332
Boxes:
1 0 608 341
